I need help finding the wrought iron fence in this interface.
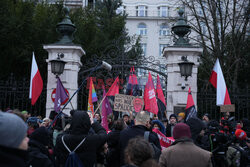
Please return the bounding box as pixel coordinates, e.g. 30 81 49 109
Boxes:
0 74 47 117
197 86 250 121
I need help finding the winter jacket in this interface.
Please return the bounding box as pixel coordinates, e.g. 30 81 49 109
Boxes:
55 111 107 167
107 130 121 167
28 139 54 167
119 125 161 165
166 124 175 137
0 145 28 167
159 138 212 167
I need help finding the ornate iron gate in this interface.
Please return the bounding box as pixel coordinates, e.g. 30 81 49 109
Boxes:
77 40 168 111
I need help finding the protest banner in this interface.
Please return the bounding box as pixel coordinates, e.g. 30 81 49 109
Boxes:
114 94 144 112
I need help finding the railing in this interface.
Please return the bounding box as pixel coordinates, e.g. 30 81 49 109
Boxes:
0 74 47 117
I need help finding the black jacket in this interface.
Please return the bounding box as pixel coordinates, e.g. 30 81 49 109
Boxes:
166 124 175 137
0 145 28 167
28 139 54 167
107 130 121 167
119 125 161 165
55 111 107 167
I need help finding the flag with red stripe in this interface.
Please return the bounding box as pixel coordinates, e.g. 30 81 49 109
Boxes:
185 87 197 121
209 59 231 105
29 52 43 105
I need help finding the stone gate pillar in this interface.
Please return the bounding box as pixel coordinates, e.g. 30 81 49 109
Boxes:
163 9 203 116
44 8 85 117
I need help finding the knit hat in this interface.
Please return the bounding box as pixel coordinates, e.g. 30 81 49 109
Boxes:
0 112 27 149
30 127 49 146
178 112 185 119
21 110 28 115
173 123 191 140
204 113 211 120
169 114 177 120
235 129 247 140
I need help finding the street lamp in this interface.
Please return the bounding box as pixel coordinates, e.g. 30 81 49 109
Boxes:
50 53 66 77
178 56 194 81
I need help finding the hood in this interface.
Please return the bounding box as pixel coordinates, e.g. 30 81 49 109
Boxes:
186 117 205 141
152 120 166 134
70 111 91 135
30 127 49 146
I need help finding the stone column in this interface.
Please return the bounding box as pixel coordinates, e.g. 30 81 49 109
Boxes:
163 8 203 116
163 47 202 115
43 8 85 117
44 45 85 117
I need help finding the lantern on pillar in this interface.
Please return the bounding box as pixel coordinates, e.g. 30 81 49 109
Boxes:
178 56 194 81
50 53 66 77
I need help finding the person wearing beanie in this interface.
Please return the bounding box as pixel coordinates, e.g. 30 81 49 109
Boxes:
202 113 211 127
0 111 29 167
55 111 107 167
177 112 185 123
27 127 54 167
152 120 166 134
166 114 177 137
226 129 248 167
159 123 212 167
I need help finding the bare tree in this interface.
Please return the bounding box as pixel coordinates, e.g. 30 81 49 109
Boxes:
181 0 250 89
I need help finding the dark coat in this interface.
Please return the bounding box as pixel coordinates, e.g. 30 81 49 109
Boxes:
165 124 175 137
55 111 107 167
28 139 54 167
119 125 161 165
107 130 121 167
0 145 28 167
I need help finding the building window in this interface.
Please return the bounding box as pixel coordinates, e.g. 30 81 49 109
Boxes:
137 23 147 36
158 6 168 17
116 6 125 14
159 44 168 56
136 6 147 17
140 43 147 56
159 24 170 36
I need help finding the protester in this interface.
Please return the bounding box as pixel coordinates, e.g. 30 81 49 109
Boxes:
0 111 29 167
12 109 26 121
202 113 211 126
94 113 102 124
166 114 177 137
186 117 210 151
119 111 161 166
21 110 30 121
122 137 159 167
107 119 126 167
159 123 213 167
177 112 185 123
152 120 166 134
28 127 54 167
123 111 134 127
55 111 107 167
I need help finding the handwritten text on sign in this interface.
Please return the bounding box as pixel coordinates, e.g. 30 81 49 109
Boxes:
114 94 144 112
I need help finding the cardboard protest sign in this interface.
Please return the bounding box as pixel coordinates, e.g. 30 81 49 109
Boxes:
220 104 235 112
114 94 144 112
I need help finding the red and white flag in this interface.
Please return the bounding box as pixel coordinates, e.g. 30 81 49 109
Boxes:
209 59 231 106
29 52 43 105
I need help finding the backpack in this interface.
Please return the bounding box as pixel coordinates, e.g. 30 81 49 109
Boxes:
144 131 161 161
229 145 248 167
62 135 86 167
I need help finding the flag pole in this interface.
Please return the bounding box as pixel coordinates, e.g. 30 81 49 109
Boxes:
48 62 102 129
94 94 108 115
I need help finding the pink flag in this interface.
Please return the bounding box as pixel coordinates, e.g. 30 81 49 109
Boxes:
152 128 175 150
209 59 231 105
144 72 158 114
29 52 43 105
101 85 110 131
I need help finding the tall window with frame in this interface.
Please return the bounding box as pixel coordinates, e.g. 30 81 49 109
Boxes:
137 23 147 36
159 23 170 36
136 5 147 17
158 6 168 17
159 44 168 57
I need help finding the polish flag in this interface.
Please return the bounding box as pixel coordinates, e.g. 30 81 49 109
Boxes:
209 59 231 106
29 53 43 105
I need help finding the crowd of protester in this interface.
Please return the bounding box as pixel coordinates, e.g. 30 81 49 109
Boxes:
0 108 250 167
